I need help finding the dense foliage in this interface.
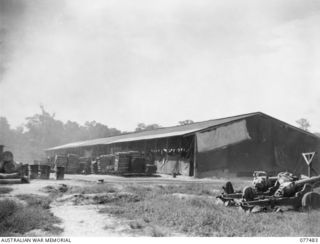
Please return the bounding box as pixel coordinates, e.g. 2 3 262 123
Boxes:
0 106 122 163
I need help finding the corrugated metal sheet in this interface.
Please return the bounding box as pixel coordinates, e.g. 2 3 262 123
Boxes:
46 112 261 151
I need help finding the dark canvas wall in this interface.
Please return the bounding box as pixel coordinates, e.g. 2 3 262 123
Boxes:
196 115 320 177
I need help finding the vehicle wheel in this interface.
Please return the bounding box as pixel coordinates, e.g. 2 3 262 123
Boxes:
302 192 320 210
242 186 255 201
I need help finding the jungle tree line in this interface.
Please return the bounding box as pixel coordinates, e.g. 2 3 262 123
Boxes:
0 106 122 162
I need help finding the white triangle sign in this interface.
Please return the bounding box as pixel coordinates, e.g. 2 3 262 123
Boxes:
302 152 315 165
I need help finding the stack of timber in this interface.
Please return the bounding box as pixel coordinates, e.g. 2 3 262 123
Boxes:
115 154 129 173
66 154 80 174
130 154 146 173
79 157 91 174
95 151 157 176
97 154 115 174
114 151 140 173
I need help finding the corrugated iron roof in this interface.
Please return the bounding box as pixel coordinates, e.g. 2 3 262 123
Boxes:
46 112 260 151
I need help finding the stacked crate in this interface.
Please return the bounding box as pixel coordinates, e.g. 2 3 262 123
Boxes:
79 157 91 174
114 151 141 173
115 153 130 173
97 155 115 174
66 154 80 174
130 154 146 173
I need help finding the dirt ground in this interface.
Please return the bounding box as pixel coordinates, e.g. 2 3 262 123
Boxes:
3 174 234 237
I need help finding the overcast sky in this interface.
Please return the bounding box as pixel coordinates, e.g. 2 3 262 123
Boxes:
0 0 320 132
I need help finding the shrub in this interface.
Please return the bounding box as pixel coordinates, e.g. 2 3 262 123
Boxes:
0 196 62 236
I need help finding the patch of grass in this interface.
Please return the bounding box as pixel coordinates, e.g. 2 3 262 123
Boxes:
92 192 141 204
0 187 13 194
0 199 19 220
98 182 320 236
148 182 227 196
0 195 62 236
68 184 119 195
17 194 52 209
99 206 125 215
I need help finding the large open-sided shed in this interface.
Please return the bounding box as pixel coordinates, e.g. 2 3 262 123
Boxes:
46 112 320 178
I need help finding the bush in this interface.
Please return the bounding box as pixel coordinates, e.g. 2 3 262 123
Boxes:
0 199 19 221
0 196 62 236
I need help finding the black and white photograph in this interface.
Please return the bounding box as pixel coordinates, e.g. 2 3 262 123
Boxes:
0 0 320 240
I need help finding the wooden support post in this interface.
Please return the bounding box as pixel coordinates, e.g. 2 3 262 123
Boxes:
308 163 312 178
193 135 198 178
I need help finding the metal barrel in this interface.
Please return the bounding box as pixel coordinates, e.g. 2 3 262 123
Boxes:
56 167 65 180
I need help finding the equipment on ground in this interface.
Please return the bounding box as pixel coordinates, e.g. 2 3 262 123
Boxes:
216 171 282 205
240 175 320 212
0 147 30 184
217 170 320 212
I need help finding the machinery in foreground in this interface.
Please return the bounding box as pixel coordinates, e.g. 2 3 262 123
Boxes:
216 171 320 212
0 146 29 184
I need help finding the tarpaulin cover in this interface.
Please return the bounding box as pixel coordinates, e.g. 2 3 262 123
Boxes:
195 115 320 177
156 155 190 176
179 160 191 176
196 120 251 152
271 122 320 176
156 156 178 175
